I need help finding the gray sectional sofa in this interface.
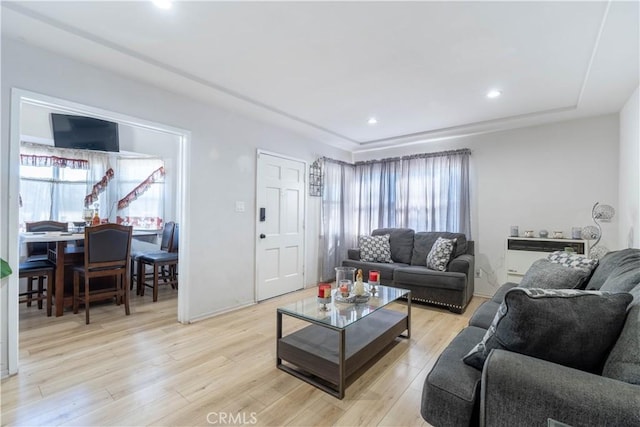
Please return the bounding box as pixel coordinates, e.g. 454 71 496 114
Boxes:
421 248 640 427
342 228 474 313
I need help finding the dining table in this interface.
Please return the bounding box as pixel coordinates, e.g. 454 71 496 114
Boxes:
20 230 159 317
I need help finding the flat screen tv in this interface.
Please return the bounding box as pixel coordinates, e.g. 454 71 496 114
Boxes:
51 113 120 152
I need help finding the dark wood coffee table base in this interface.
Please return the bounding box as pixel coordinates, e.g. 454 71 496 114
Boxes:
277 306 410 399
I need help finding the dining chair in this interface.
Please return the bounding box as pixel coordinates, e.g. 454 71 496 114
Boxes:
73 223 132 324
18 260 54 316
22 220 68 307
25 220 68 262
137 223 179 302
130 221 175 293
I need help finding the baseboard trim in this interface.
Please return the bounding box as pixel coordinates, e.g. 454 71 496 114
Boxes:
187 301 257 323
473 292 493 299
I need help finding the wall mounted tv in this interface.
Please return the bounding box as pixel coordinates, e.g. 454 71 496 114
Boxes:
51 113 120 152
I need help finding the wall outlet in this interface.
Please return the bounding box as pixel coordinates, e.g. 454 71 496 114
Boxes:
235 201 245 213
475 269 482 278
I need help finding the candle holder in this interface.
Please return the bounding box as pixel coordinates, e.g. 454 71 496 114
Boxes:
317 283 332 310
368 270 380 294
338 279 351 297
369 282 379 295
317 296 331 311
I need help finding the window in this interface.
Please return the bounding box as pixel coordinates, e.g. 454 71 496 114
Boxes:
20 144 166 230
320 149 471 279
116 158 165 229
20 161 89 226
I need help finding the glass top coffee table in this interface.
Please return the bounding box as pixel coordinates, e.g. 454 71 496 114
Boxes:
276 285 411 399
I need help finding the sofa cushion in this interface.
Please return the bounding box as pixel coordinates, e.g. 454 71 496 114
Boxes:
519 259 592 289
602 304 640 385
421 326 485 427
463 288 632 373
468 283 519 329
347 248 361 261
426 237 455 271
600 261 640 294
372 228 415 264
603 302 640 385
411 232 467 266
491 282 519 303
586 248 640 290
468 300 500 329
358 234 392 263
393 266 466 291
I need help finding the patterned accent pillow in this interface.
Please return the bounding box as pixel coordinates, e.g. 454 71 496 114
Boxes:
426 237 455 271
359 234 393 263
548 251 599 272
463 288 632 372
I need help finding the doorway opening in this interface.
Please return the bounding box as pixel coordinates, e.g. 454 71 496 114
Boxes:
6 88 191 375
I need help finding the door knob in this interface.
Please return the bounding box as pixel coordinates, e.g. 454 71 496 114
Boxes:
259 234 266 239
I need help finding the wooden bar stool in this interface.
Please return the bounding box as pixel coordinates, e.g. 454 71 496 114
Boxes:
137 224 178 302
130 222 175 293
137 252 178 302
19 260 54 316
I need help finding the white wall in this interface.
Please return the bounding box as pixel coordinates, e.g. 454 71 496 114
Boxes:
618 87 640 248
354 115 620 297
1 37 351 376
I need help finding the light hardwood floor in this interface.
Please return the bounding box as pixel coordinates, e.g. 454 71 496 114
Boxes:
1 287 486 426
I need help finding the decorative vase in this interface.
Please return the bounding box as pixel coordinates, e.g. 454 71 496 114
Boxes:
335 266 356 290
572 227 582 239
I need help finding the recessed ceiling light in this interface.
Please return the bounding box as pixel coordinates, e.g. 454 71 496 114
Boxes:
367 117 378 125
486 90 502 99
152 0 172 10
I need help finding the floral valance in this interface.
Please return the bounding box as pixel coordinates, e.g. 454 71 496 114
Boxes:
84 168 115 208
117 167 165 210
20 154 89 170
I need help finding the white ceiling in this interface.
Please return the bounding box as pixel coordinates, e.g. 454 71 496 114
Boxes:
2 1 638 152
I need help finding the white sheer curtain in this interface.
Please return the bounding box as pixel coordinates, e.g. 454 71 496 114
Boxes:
320 159 357 280
355 159 401 236
116 157 165 227
84 153 110 218
398 151 471 236
19 143 110 224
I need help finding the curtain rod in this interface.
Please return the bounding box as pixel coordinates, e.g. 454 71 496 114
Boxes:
322 148 471 166
320 157 354 167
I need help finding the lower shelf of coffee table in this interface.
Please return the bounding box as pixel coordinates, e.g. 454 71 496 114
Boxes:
277 308 408 398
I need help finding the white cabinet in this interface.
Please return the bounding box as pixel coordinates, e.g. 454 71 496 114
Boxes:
505 238 590 283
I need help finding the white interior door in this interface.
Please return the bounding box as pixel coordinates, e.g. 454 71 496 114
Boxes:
256 152 305 301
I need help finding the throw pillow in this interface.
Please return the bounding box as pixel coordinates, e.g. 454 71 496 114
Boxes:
519 259 591 289
426 237 455 271
463 288 632 373
547 251 599 272
359 234 393 263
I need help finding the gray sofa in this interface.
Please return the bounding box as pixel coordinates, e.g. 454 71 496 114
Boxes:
342 228 474 313
421 248 640 427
